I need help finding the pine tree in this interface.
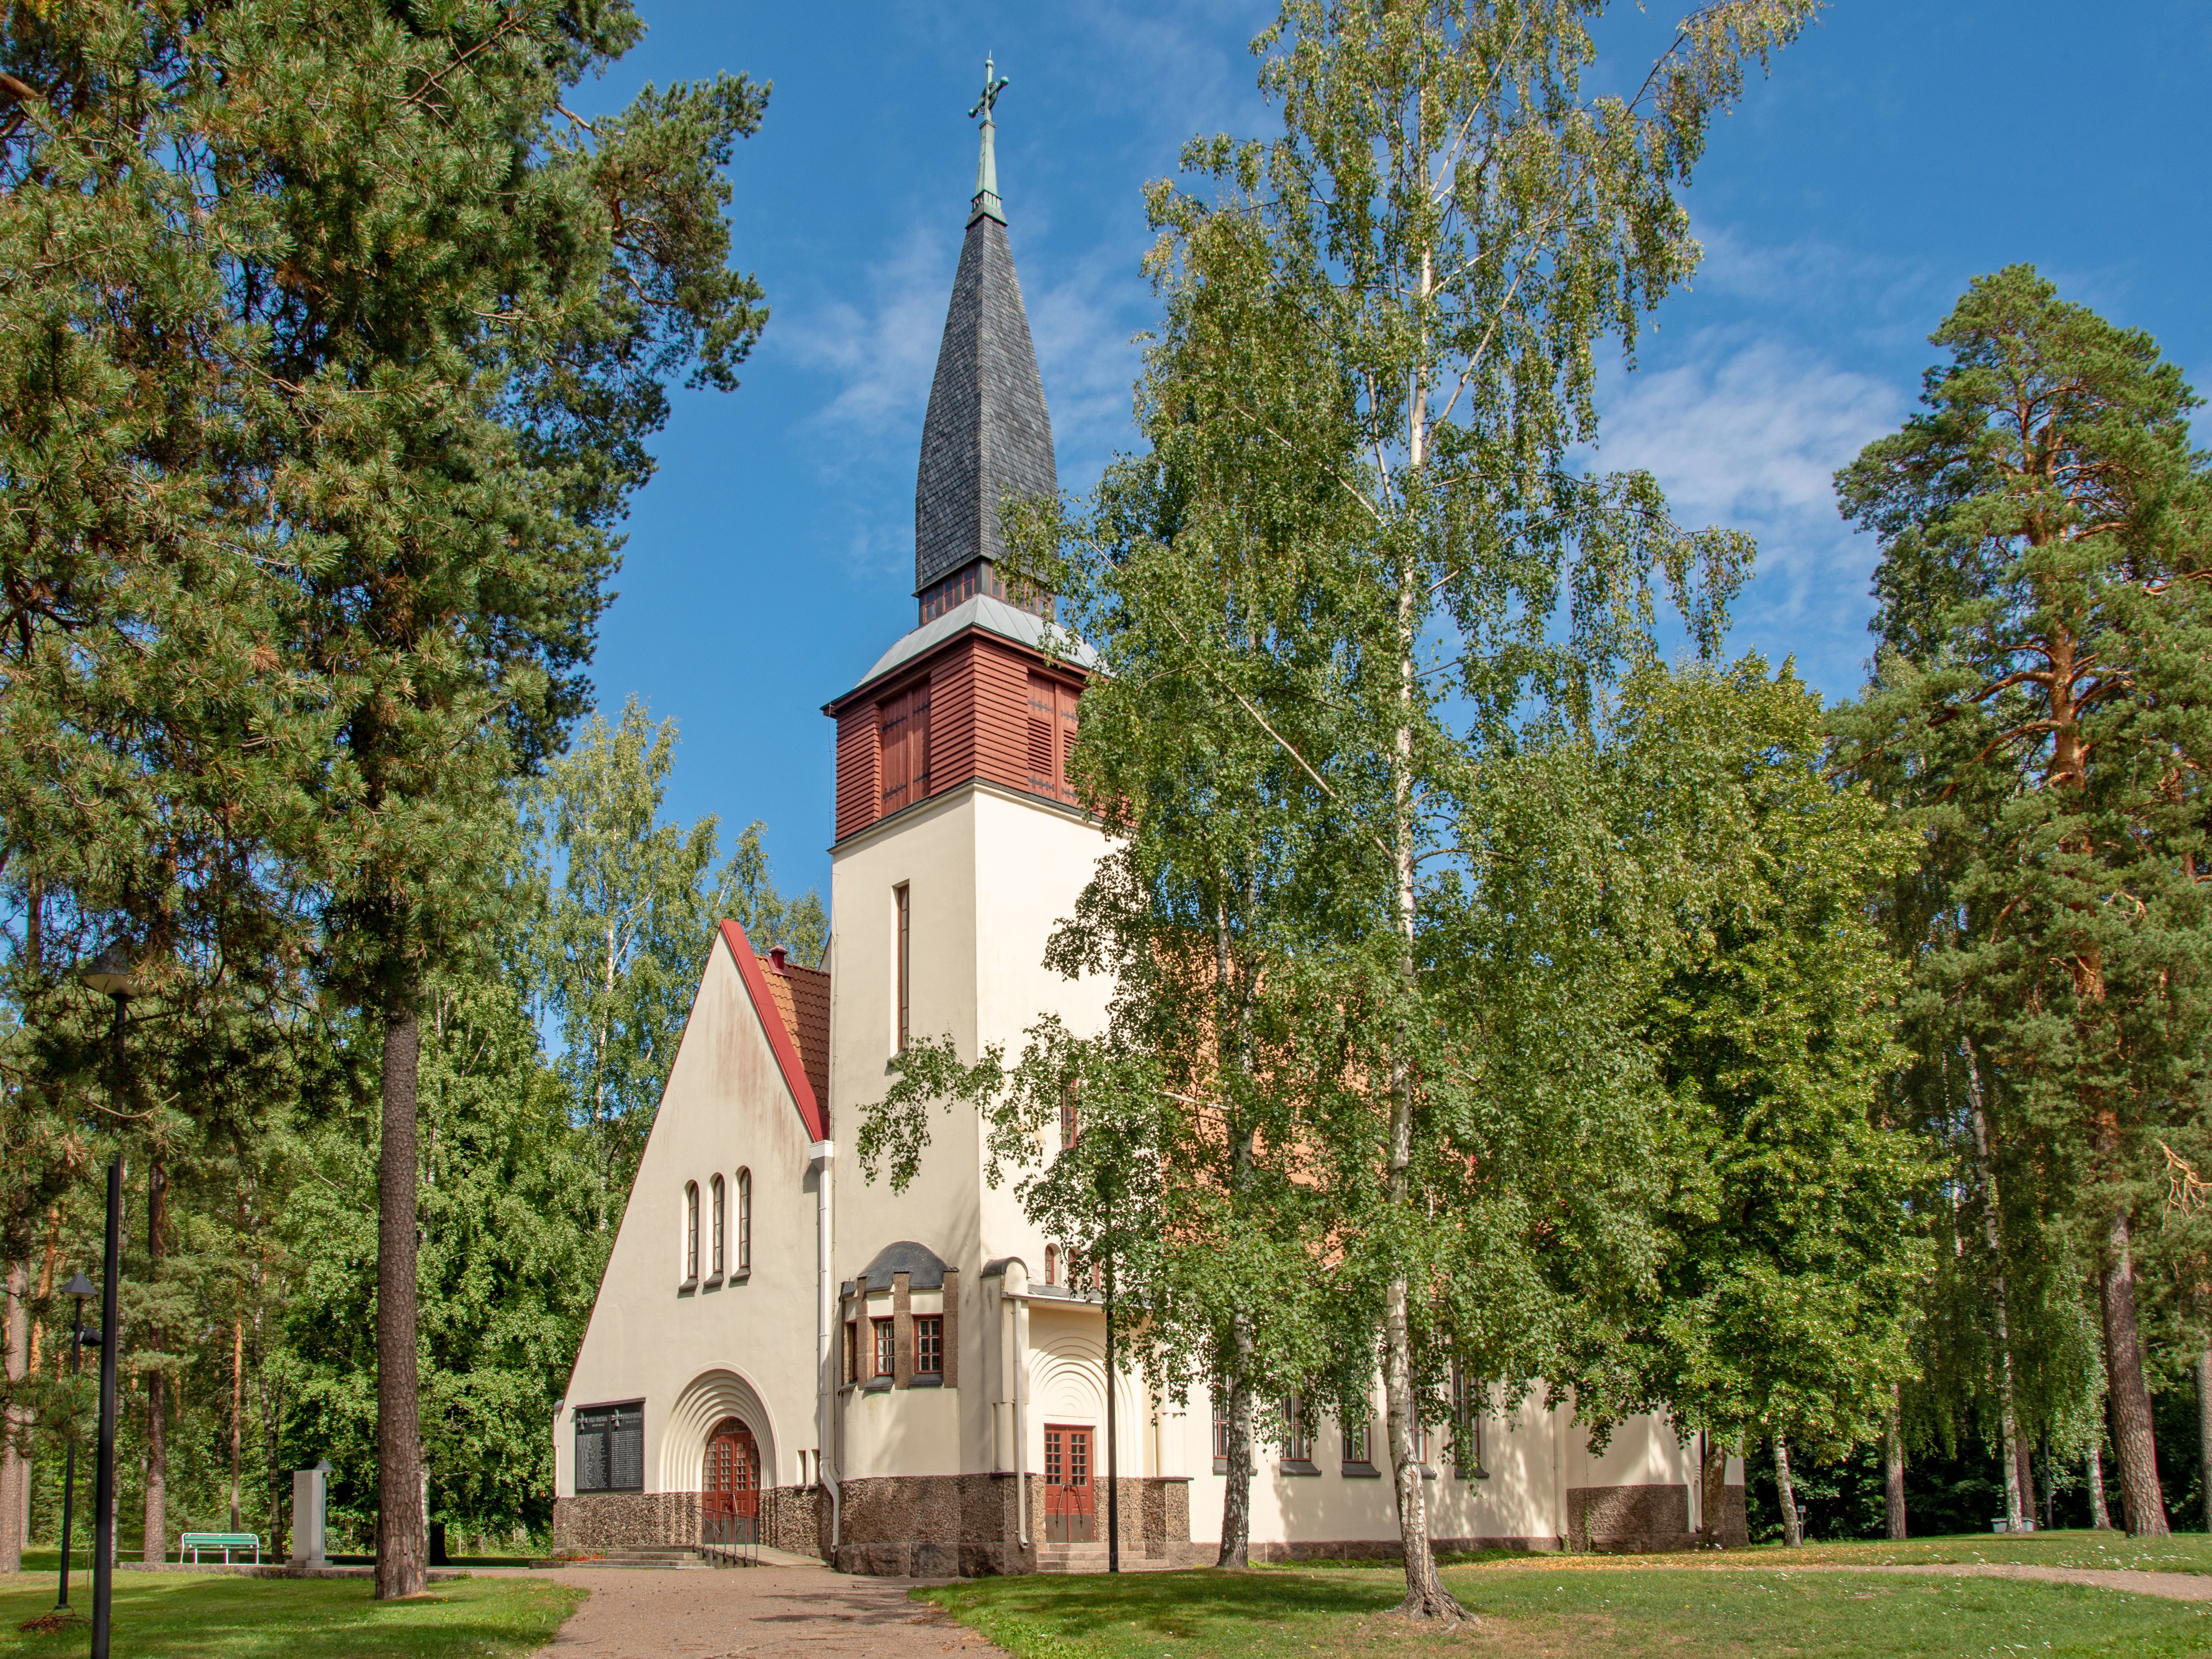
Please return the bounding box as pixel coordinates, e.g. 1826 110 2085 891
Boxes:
1833 266 2212 1538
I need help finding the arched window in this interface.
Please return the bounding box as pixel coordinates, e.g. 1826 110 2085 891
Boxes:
683 1182 700 1283
1044 1244 1058 1285
736 1168 753 1275
710 1174 726 1277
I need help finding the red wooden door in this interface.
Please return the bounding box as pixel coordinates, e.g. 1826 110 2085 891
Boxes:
1043 1425 1094 1544
704 1418 760 1544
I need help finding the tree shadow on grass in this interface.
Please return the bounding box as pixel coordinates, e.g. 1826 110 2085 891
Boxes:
929 1568 1404 1644
0 1574 579 1658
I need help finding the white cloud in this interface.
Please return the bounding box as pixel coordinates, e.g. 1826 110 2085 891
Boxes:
1598 331 1901 525
1595 329 1910 694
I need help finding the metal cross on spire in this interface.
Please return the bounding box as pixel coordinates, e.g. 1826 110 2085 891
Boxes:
967 54 1009 224
969 54 1009 125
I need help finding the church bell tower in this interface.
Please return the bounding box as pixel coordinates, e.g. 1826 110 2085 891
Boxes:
816 60 1117 1571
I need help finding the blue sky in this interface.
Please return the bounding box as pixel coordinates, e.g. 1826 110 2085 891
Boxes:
574 1 2212 906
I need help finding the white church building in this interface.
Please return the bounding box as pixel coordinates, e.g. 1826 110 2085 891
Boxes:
550 85 1744 1576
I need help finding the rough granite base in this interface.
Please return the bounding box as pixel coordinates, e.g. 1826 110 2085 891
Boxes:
553 1487 829 1559
831 1473 1193 1577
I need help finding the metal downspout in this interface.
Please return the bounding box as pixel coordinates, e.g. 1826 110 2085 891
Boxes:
810 1139 839 1551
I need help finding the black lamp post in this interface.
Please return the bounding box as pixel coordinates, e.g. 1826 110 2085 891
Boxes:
53 1270 95 1611
78 941 138 1659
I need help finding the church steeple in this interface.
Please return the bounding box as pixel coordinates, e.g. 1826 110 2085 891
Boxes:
913 57 1056 611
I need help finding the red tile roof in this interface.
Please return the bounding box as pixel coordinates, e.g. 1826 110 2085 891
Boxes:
718 920 830 1143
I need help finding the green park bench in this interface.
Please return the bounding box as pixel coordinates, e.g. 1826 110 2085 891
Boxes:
179 1531 262 1564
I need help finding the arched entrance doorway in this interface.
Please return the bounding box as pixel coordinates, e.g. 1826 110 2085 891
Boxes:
703 1416 761 1547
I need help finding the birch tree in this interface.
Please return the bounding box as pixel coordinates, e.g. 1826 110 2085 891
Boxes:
1128 0 1817 1616
524 700 824 1220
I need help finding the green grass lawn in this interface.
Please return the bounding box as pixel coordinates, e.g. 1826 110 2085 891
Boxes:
1519 1527 2212 1577
921 1558 2212 1659
0 1571 583 1658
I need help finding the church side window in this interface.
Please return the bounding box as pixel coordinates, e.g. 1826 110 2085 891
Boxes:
736 1168 752 1275
1346 1417 1372 1466
915 1315 944 1378
1280 1394 1312 1465
873 1317 896 1378
683 1182 699 1285
843 1321 859 1385
894 883 911 1053
708 1174 725 1278
1044 1244 1057 1285
575 1403 644 1493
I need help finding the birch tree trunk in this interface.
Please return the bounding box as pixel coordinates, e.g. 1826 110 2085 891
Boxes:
1220 1370 1254 1569
1773 1437 1800 1547
2088 1438 2113 1529
1962 1041 2025 1530
1884 1386 1907 1541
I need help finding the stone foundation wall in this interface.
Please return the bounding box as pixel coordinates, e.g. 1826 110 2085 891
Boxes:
1566 1483 1693 1553
552 1487 828 1559
830 1473 1193 1577
760 1485 829 1559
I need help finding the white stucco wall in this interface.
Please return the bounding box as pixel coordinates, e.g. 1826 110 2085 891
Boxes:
827 781 1111 1483
557 932 824 1496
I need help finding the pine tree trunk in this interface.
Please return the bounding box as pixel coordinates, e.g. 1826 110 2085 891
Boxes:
2088 1438 2113 1530
0 1260 27 1572
375 1004 427 1598
1219 1367 1253 1569
1885 1387 1907 1541
229 1306 246 1534
143 1157 168 1567
1773 1437 1800 1547
2100 1206 2169 1536
2197 1349 2212 1536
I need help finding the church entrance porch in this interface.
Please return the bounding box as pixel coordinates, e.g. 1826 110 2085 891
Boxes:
705 1417 762 1552
1042 1426 1095 1543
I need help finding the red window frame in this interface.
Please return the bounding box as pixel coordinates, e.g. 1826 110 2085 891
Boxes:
914 1314 944 1377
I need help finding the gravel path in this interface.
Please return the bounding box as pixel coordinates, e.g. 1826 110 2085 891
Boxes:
522 1561 1009 1659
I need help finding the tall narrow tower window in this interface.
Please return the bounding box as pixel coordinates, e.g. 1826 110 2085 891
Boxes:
894 883 911 1052
736 1168 753 1275
709 1174 725 1278
683 1182 700 1285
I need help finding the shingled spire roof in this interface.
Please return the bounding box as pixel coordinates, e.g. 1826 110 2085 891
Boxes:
912 64 1057 598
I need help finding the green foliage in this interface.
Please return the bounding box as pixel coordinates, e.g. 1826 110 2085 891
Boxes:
1832 265 2212 1530
1607 658 1925 1455
280 972 598 1542
521 697 824 1221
